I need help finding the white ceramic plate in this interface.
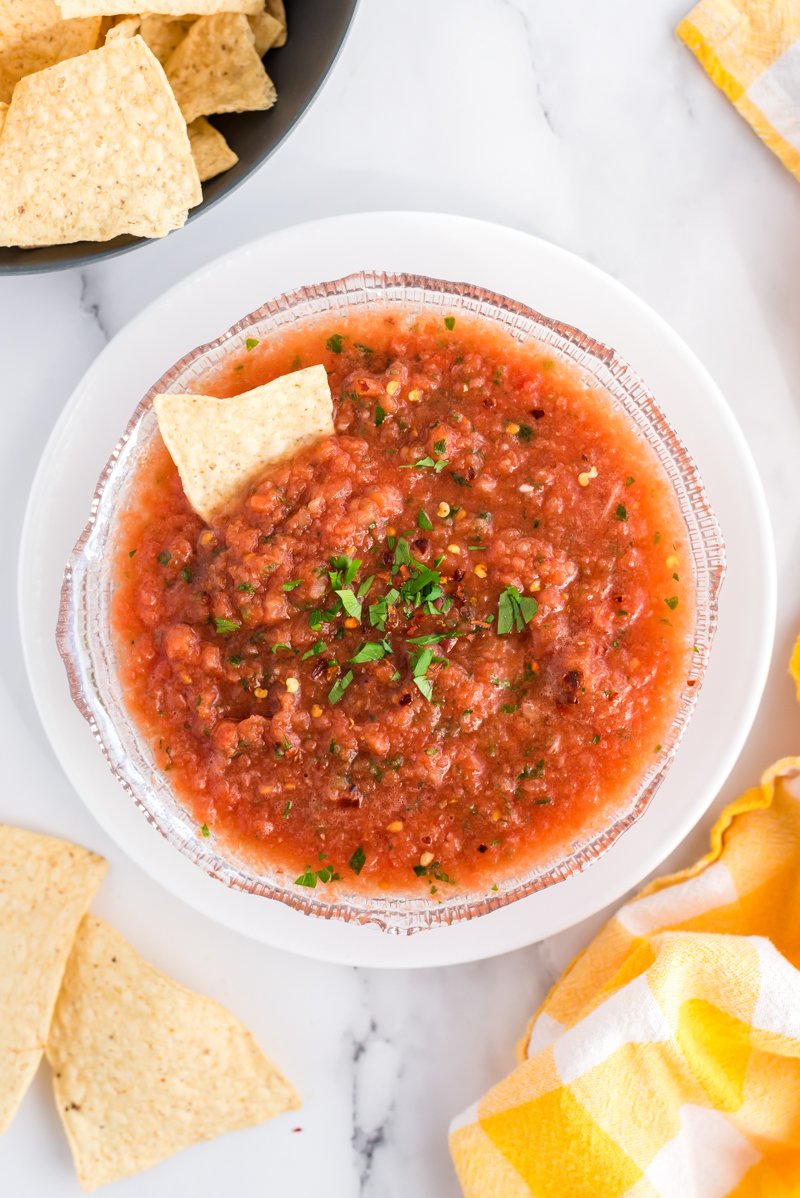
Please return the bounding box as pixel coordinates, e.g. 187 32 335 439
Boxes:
19 212 775 967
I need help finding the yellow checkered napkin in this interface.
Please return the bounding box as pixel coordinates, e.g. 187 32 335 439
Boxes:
451 730 800 1192
678 0 800 181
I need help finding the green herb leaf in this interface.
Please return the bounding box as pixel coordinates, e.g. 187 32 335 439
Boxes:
214 618 241 635
200 823 210 837
328 670 353 705
335 589 362 621
497 586 538 635
283 800 292 819
326 333 344 354
444 316 456 331
271 641 291 653
664 596 679 611
350 640 390 663
357 574 376 599
449 471 471 487
157 550 171 566
301 640 327 660
238 582 254 593
615 504 628 522
516 425 534 442
349 845 366 875
245 337 259 351
417 509 433 531
375 403 386 426
433 438 446 454
282 579 302 591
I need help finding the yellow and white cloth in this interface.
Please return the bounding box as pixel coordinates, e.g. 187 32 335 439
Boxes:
451 747 800 1193
678 0 800 182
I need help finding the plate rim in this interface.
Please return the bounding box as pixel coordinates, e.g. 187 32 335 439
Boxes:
18 211 777 967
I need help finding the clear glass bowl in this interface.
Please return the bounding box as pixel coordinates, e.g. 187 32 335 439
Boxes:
57 272 725 934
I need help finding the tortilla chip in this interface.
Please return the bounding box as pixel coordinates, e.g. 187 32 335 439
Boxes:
155 365 334 523
249 8 282 56
165 13 276 125
0 37 202 247
263 0 286 47
0 827 106 1135
104 14 139 42
58 0 261 15
188 116 238 182
0 100 7 135
0 0 101 104
47 916 299 1191
139 14 195 63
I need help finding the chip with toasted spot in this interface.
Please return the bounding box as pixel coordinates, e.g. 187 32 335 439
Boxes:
165 12 276 125
57 0 261 15
47 916 300 1191
139 14 195 63
0 37 202 247
154 365 334 524
0 826 106 1135
0 0 100 103
188 116 238 182
249 8 282 56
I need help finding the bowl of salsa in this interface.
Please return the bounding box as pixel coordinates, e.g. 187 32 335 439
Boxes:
58 272 724 933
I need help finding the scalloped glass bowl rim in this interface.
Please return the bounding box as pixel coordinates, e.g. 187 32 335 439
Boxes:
56 271 725 934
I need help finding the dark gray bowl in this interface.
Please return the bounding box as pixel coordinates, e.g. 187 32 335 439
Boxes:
0 0 358 275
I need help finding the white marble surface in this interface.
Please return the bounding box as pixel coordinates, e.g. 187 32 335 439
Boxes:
2 1 800 1194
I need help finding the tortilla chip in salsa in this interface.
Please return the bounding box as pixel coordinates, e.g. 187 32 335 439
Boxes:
154 363 334 524
0 827 106 1135
47 915 299 1191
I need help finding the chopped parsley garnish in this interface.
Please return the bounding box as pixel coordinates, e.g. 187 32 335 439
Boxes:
335 589 362 620
200 823 210 837
369 588 399 630
375 403 386 426
433 438 447 454
237 582 254 593
328 670 353 705
349 845 366 875
157 550 171 566
497 586 538 635
516 425 534 442
329 554 361 588
228 655 242 666
591 734 600 744
214 617 241 635
350 640 390 663
410 647 435 701
295 863 341 887
357 574 376 599
664 596 679 611
401 455 449 472
413 859 455 882
326 333 344 354
128 548 137 558
444 316 456 331
283 800 292 819
180 567 192 583
301 640 327 660
449 471 471 487
245 337 259 351
282 579 302 591
615 504 628 522
271 641 292 653
417 509 433 531
355 342 373 356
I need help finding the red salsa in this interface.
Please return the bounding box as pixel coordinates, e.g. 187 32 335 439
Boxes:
113 311 694 896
